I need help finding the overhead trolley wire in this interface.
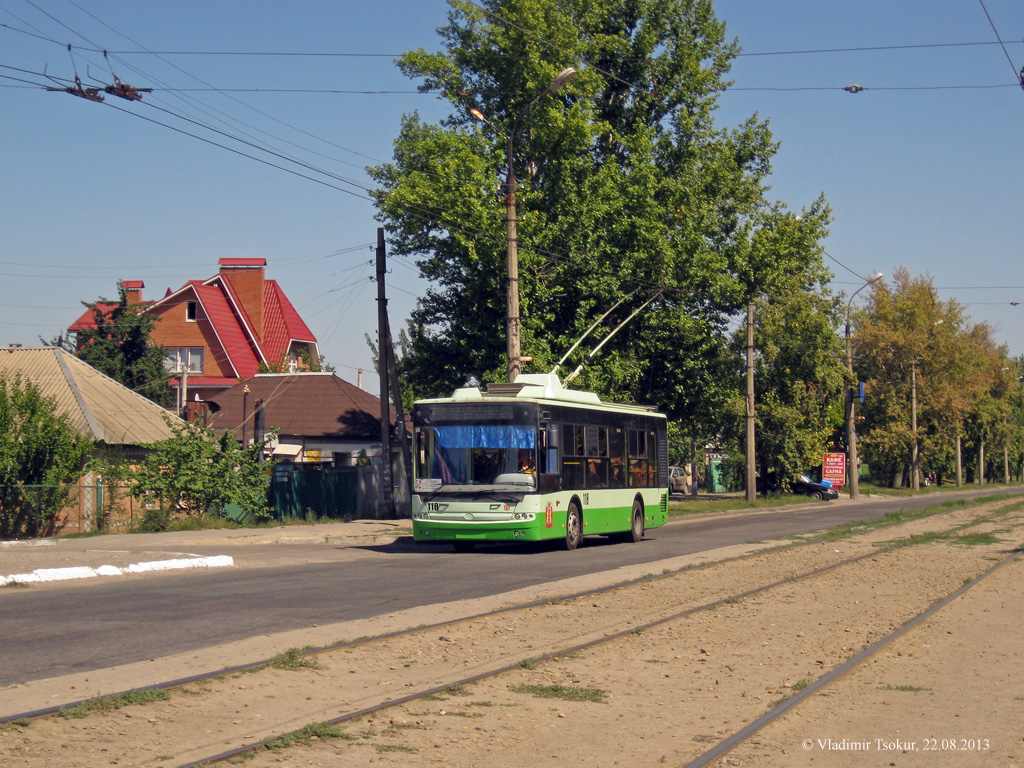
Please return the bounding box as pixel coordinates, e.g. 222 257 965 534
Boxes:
976 0 1023 91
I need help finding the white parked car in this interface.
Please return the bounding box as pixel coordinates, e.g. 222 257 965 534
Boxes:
669 466 689 493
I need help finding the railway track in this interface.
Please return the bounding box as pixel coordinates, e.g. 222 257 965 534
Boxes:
2 496 1021 767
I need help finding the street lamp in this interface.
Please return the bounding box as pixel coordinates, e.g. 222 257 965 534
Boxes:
471 66 577 382
845 271 883 499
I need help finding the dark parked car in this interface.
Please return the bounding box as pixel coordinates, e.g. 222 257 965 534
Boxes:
757 473 839 501
790 474 839 501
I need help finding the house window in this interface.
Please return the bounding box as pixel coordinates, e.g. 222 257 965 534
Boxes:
165 347 204 374
186 301 198 321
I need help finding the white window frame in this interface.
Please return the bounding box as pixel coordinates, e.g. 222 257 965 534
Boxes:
165 347 204 374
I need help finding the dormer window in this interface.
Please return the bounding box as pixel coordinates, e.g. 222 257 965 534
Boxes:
186 301 198 322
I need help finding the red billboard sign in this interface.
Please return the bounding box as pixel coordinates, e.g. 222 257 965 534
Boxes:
822 453 846 486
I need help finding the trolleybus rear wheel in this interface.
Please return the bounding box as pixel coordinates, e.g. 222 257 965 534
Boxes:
627 499 644 542
564 502 582 551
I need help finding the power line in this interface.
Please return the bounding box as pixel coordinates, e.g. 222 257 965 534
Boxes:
977 0 1021 88
735 40 1019 57
0 245 374 275
6 5 1016 317
7 23 1018 60
731 83 1017 93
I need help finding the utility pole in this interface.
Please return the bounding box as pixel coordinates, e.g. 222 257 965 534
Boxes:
845 272 883 499
745 302 756 503
506 155 521 383
911 360 919 490
376 228 394 518
955 433 963 487
471 68 577 382
242 384 249 448
383 296 413 511
180 370 189 420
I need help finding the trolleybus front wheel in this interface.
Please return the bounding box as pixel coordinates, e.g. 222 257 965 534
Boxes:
564 502 582 551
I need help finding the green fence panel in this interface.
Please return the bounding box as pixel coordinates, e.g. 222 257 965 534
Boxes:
269 467 360 521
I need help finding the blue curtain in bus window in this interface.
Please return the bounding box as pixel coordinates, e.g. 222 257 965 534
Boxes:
433 426 535 484
433 426 535 449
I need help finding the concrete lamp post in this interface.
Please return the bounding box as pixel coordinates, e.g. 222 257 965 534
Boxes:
471 66 577 383
845 272 884 499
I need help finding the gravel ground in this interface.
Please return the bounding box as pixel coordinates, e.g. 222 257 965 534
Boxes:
1 498 1022 767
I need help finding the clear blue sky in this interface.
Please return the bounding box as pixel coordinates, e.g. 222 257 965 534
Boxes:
2 1 1022 392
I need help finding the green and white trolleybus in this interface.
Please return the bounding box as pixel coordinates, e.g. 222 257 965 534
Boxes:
412 373 669 551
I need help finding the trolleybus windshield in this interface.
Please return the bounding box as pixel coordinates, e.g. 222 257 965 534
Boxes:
415 423 537 494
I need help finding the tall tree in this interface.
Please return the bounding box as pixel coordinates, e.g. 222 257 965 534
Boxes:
70 282 173 407
0 374 92 537
721 263 846 485
853 268 1008 487
370 0 832 433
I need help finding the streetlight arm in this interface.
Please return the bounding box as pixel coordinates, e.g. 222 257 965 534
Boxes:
509 67 577 165
517 67 577 123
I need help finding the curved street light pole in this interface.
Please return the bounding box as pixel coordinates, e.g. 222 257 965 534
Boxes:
473 67 577 383
845 272 883 499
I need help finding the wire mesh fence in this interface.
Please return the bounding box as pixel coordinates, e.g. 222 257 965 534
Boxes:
0 483 142 538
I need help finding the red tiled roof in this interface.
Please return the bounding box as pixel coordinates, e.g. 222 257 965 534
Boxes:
192 282 262 377
169 376 241 388
68 262 317 386
121 280 144 289
262 281 316 363
69 302 119 332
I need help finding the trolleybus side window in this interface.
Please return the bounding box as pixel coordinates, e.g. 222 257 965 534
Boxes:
609 427 626 488
628 428 650 487
585 425 608 488
561 423 585 489
648 429 659 487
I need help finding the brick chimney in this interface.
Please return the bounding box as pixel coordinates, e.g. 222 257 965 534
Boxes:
218 258 266 340
121 280 144 305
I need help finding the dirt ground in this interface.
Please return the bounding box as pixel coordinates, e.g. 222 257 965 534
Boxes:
1 498 1023 767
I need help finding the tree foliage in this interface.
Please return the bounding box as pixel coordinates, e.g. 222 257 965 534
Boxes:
854 268 1022 486
370 0 833 436
124 419 274 520
0 375 92 538
721 272 846 485
67 282 173 407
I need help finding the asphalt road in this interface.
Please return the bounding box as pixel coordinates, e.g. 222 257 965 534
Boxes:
2 487 1019 688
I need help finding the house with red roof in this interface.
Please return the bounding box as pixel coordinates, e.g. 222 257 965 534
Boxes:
69 259 318 410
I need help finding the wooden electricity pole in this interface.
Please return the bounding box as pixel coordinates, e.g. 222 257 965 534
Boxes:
745 302 756 503
376 229 394 518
